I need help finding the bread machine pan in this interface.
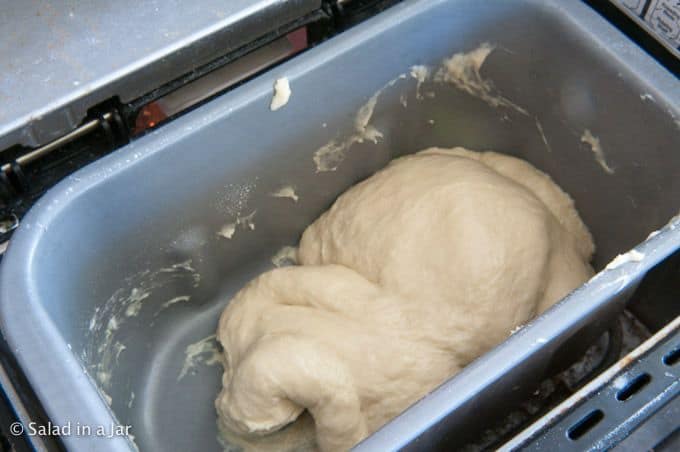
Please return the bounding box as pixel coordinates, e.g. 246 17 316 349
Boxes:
1 0 679 450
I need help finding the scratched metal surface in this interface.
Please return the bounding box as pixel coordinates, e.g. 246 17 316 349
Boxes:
0 0 320 150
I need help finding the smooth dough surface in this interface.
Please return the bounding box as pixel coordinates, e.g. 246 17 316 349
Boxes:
215 147 594 451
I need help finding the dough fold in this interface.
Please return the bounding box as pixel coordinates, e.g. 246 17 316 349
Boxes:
216 147 594 451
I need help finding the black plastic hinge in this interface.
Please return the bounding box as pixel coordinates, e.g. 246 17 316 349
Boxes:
323 0 404 28
0 103 130 244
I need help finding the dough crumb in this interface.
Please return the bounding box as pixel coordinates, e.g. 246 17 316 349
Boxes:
271 186 299 202
218 222 237 239
178 335 222 381
410 65 430 100
510 324 524 335
605 250 644 270
581 129 614 174
270 78 291 111
271 246 298 267
434 43 528 116
218 211 257 239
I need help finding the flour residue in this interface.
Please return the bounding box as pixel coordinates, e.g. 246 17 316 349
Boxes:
313 140 350 173
239 210 256 230
83 259 201 393
581 129 614 174
215 182 256 216
178 334 223 381
312 42 532 173
159 259 201 287
668 109 680 130
153 295 191 317
124 288 150 317
399 94 408 108
270 77 291 111
271 246 298 267
410 65 430 100
434 43 528 116
215 175 258 242
113 342 127 361
129 434 140 452
271 186 299 202
161 295 191 310
535 118 552 153
313 75 406 172
605 250 644 270
101 389 113 406
354 91 385 144
218 210 257 240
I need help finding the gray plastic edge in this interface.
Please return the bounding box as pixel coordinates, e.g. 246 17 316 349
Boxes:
0 1 677 451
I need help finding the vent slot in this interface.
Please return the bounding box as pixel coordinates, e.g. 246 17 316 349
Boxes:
663 347 680 366
567 409 604 440
615 373 652 401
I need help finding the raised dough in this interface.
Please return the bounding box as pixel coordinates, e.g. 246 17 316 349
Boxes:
215 147 594 451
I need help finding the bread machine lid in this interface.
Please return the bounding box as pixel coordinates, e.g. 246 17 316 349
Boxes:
0 0 322 151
